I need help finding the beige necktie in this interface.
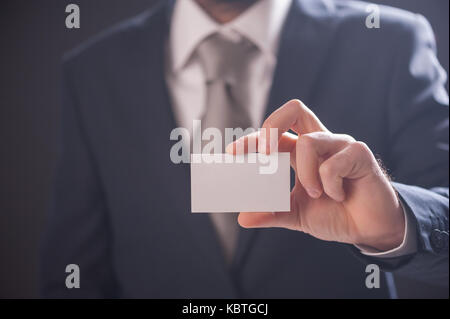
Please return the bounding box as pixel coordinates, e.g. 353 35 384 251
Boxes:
195 32 259 264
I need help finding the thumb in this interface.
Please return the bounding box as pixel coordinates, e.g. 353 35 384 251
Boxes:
238 211 301 232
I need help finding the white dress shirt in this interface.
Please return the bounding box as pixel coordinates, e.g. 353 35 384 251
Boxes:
165 0 416 258
166 0 291 134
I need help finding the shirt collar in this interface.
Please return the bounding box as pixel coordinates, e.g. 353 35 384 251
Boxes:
169 0 292 73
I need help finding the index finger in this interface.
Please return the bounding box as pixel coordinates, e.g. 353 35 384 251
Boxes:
261 99 329 153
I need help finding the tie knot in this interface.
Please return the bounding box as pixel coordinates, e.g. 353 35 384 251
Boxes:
196 32 259 84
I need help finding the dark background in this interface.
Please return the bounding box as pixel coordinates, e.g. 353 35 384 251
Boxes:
0 0 448 299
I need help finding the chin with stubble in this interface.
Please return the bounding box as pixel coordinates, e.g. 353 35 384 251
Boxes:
194 0 260 23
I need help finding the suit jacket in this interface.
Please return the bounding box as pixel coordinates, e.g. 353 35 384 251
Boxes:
41 0 449 298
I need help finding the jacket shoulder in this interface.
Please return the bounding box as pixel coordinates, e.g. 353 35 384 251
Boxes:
62 3 166 72
328 0 435 46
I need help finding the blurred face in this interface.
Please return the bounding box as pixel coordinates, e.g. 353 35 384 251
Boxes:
207 0 257 3
195 0 260 23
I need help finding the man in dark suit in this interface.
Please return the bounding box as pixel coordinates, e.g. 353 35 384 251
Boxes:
41 0 449 298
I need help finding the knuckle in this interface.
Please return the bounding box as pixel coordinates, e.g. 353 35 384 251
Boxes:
336 134 356 144
319 162 333 177
314 131 332 140
289 99 304 110
350 141 376 165
351 141 370 155
298 133 315 149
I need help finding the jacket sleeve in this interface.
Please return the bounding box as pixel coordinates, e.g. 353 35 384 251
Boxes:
360 14 449 287
40 60 118 298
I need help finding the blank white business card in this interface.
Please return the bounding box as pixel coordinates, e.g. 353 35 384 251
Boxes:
190 153 290 213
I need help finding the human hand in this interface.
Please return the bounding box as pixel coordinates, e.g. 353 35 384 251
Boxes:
226 100 405 251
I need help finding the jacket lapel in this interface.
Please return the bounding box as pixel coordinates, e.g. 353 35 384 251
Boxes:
267 0 338 111
136 2 238 288
233 0 338 268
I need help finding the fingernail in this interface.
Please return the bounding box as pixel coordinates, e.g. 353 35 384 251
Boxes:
308 188 321 198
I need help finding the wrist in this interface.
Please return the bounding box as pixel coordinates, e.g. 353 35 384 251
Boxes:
357 204 406 252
